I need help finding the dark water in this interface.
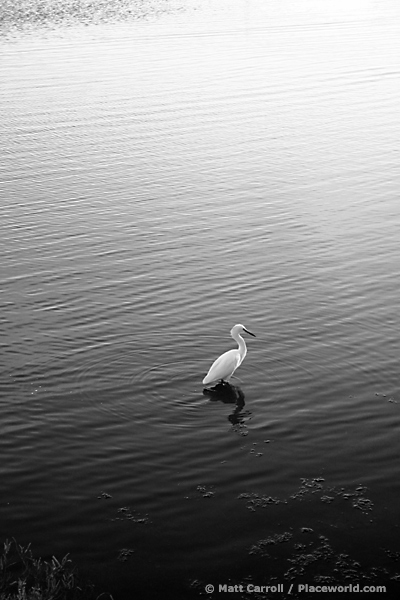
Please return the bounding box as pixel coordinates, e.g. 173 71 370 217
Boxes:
1 0 400 598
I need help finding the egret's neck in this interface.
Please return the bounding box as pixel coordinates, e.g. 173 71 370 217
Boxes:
234 333 247 359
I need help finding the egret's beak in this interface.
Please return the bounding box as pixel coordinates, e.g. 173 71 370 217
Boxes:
244 328 256 337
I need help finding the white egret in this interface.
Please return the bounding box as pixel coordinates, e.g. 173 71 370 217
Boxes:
202 324 256 387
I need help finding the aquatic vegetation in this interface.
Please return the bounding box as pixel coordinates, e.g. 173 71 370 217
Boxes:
289 479 374 514
228 479 399 596
384 549 400 562
112 506 150 524
0 538 111 599
196 485 215 498
238 492 284 511
117 548 134 562
97 492 112 500
352 496 374 512
290 477 326 499
249 532 293 556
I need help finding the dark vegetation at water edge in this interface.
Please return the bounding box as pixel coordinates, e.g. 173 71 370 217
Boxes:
0 539 112 600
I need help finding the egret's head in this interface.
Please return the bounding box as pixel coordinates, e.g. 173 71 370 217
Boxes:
231 324 256 337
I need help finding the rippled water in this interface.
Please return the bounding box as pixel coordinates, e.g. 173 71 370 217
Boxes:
1 0 400 598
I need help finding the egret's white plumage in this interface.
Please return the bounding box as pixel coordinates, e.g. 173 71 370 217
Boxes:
202 324 256 386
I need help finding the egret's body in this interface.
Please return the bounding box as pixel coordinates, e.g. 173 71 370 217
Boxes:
202 324 256 386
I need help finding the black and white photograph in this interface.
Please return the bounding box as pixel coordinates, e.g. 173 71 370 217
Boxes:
1 1 400 598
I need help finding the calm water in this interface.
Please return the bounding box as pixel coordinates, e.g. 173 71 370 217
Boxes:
1 0 400 598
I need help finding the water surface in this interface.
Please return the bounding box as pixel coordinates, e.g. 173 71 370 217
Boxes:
1 0 400 597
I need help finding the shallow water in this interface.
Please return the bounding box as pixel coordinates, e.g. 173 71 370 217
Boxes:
1 0 400 598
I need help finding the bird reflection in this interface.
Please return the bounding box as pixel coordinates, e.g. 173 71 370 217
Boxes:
203 382 249 425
